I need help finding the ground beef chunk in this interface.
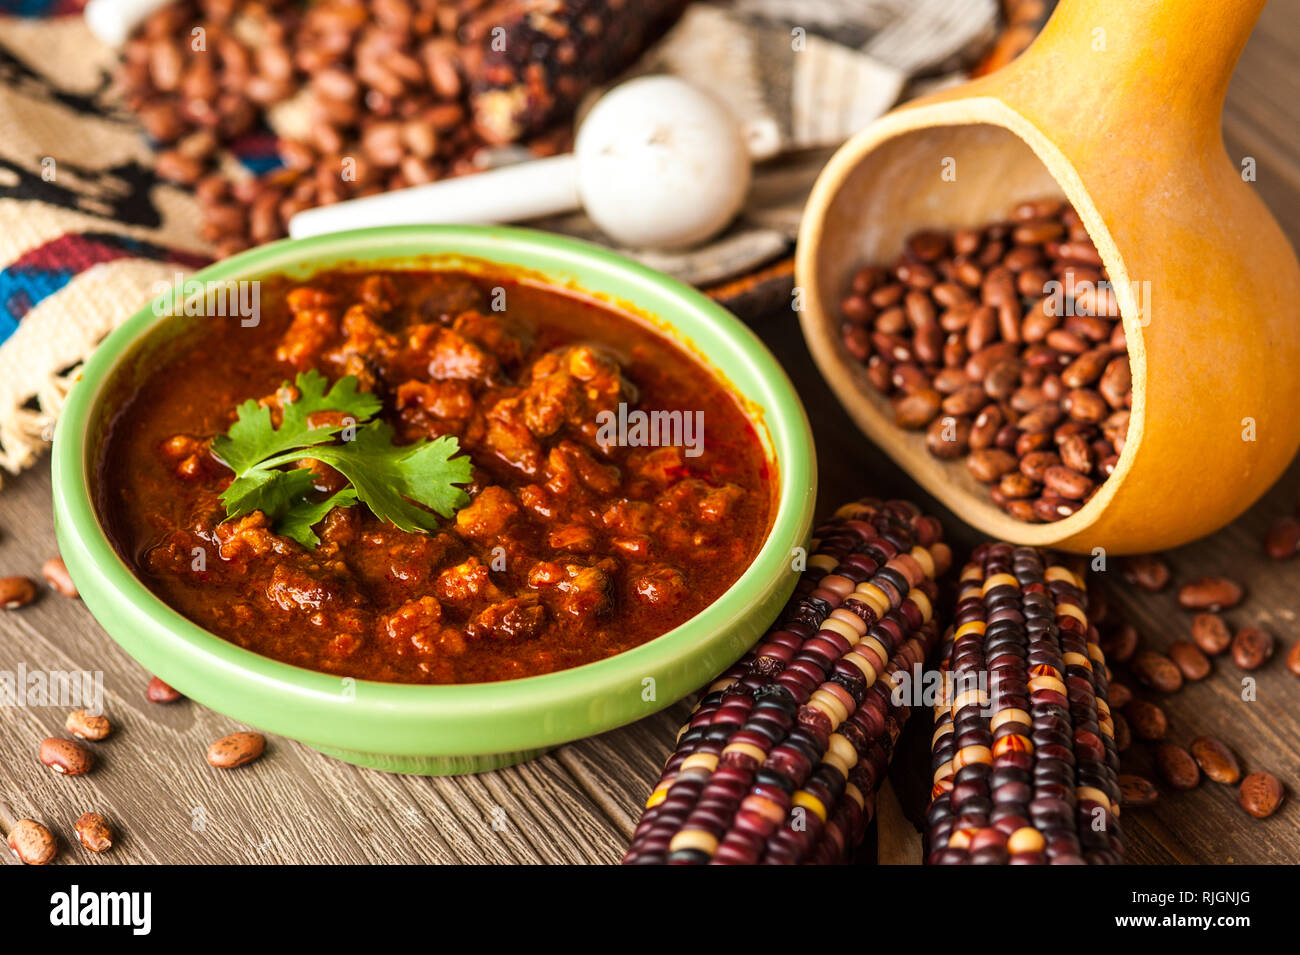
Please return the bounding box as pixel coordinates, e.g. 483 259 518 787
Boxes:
455 485 520 541
466 594 546 641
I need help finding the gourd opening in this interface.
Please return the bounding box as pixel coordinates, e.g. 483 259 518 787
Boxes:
808 120 1137 530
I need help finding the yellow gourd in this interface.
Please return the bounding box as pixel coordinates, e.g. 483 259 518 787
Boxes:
797 0 1300 553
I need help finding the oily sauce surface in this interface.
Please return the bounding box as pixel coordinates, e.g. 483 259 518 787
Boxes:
99 270 773 684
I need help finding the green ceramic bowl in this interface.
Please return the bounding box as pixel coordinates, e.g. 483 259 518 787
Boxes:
51 226 815 775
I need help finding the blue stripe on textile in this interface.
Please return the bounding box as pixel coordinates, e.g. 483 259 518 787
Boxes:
0 266 76 344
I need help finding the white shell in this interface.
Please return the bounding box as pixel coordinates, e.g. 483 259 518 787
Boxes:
575 76 751 250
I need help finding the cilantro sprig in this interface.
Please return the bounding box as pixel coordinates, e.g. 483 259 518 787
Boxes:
210 370 473 548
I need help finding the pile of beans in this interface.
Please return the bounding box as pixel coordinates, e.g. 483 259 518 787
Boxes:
839 199 1132 523
118 0 579 255
1093 557 1289 823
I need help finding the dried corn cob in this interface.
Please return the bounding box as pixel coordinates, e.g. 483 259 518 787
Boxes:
623 498 951 865
462 0 687 144
925 543 1123 864
623 500 915 861
750 618 940 865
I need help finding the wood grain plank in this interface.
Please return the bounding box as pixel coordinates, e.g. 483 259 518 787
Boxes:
557 700 692 848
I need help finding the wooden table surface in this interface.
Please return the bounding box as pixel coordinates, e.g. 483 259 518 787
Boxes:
3 2 1300 865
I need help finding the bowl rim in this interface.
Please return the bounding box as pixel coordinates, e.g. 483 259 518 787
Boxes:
52 224 816 757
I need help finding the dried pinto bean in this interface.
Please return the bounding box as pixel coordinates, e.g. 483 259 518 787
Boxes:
843 326 871 362
1043 465 1094 501
1100 622 1139 664
1014 199 1064 220
1015 429 1052 458
1058 433 1094 474
1264 516 1300 560
1019 450 1060 482
39 737 95 776
1118 774 1159 807
1010 385 1047 412
1189 736 1241 785
892 363 929 393
1016 404 1063 435
892 390 942 429
841 295 871 324
1231 626 1275 670
1125 699 1168 741
926 415 970 460
207 732 266 769
967 449 1018 483
0 576 38 609
1192 613 1232 656
1060 348 1110 388
1122 554 1170 592
66 709 112 741
969 405 1003 450
41 557 79 598
1033 495 1080 522
933 367 969 392
1098 356 1132 407
147 676 183 703
967 342 1020 380
1062 388 1107 424
1238 772 1285 818
943 384 989 416
1178 576 1244 611
1153 743 1200 790
1168 640 1211 681
1108 681 1133 709
74 812 114 853
7 819 56 865
1046 329 1087 354
154 149 205 185
1003 499 1039 522
983 362 1020 401
1112 711 1131 752
898 261 936 288
1130 650 1183 694
998 472 1039 499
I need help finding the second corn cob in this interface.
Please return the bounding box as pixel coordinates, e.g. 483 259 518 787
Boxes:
925 543 1124 864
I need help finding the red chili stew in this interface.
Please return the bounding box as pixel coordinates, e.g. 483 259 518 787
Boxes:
98 269 774 684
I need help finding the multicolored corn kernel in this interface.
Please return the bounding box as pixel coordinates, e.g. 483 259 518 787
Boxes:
925 544 1123 865
624 499 951 865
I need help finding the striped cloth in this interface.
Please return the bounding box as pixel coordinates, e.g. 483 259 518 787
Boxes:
0 1 218 478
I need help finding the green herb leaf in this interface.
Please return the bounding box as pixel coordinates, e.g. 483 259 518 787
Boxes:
219 465 318 521
304 426 474 533
276 488 358 549
210 369 382 474
219 468 359 548
213 372 472 547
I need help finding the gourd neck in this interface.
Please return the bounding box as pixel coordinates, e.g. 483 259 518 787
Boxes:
1011 0 1265 133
